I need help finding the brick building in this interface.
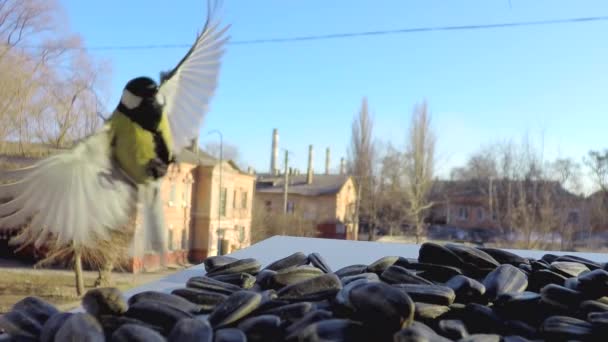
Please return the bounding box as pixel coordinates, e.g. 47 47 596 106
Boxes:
177 148 255 263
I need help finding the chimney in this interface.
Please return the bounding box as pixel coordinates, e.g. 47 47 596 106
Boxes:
340 157 345 175
325 147 331 175
190 138 199 154
270 128 279 175
307 145 314 184
247 166 254 175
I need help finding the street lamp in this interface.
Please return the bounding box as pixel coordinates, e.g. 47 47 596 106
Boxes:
205 129 223 255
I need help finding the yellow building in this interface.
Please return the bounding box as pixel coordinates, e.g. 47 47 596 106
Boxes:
174 148 256 264
255 173 358 240
255 137 358 240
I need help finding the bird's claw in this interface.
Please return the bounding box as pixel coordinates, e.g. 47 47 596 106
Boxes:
146 158 169 179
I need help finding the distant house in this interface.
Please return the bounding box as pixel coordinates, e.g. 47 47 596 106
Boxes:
256 129 357 240
427 179 587 241
428 180 501 230
0 141 256 273
255 172 358 240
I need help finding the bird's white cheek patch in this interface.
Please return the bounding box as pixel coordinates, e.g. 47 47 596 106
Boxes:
121 89 143 110
156 93 166 107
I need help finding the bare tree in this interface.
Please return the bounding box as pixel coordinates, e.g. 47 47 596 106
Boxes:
450 146 499 182
0 0 107 153
450 145 501 229
455 136 586 250
0 0 110 294
0 0 57 58
585 150 608 238
588 191 608 235
204 141 244 167
549 158 583 195
585 150 608 192
403 100 435 243
250 204 318 243
549 157 585 250
377 142 407 236
347 97 379 241
35 42 108 148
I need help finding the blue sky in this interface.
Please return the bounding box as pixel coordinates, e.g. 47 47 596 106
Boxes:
59 0 608 188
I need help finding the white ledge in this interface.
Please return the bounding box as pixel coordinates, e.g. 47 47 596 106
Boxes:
72 236 608 312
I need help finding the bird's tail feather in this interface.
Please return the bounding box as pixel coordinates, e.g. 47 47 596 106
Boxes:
137 181 168 268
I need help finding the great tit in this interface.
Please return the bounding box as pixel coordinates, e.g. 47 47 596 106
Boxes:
0 0 230 263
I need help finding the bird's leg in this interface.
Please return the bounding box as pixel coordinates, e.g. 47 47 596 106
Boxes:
74 248 85 296
94 258 114 287
145 158 169 179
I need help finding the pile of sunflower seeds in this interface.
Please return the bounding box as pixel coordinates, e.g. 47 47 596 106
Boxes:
2 242 608 341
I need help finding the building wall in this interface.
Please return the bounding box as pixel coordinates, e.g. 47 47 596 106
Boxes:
335 177 358 239
335 178 356 221
254 176 358 240
130 160 255 270
447 204 499 229
430 198 499 230
432 195 586 232
190 166 213 261
163 163 197 251
189 162 255 263
255 192 337 223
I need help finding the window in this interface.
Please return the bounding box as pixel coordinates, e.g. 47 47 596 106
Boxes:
233 189 238 209
568 211 580 225
169 182 176 206
265 200 272 212
458 207 469 220
336 224 346 234
477 208 484 221
241 191 248 209
181 228 188 249
238 225 245 242
167 228 173 250
492 211 498 221
182 182 191 207
287 201 295 214
220 187 227 216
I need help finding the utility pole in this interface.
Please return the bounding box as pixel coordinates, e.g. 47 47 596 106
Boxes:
354 174 362 241
283 150 289 214
488 177 493 220
207 130 223 255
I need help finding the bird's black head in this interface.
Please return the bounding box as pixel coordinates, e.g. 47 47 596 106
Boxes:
118 76 164 132
125 77 158 99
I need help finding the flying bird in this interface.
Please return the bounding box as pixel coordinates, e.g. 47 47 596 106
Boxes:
0 0 230 264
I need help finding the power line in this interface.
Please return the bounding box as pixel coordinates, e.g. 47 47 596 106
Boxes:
229 15 608 46
20 15 608 51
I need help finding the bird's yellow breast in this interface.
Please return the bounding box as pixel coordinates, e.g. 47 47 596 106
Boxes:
109 111 173 184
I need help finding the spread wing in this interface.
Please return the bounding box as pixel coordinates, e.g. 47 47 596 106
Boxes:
0 127 138 250
157 0 230 154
